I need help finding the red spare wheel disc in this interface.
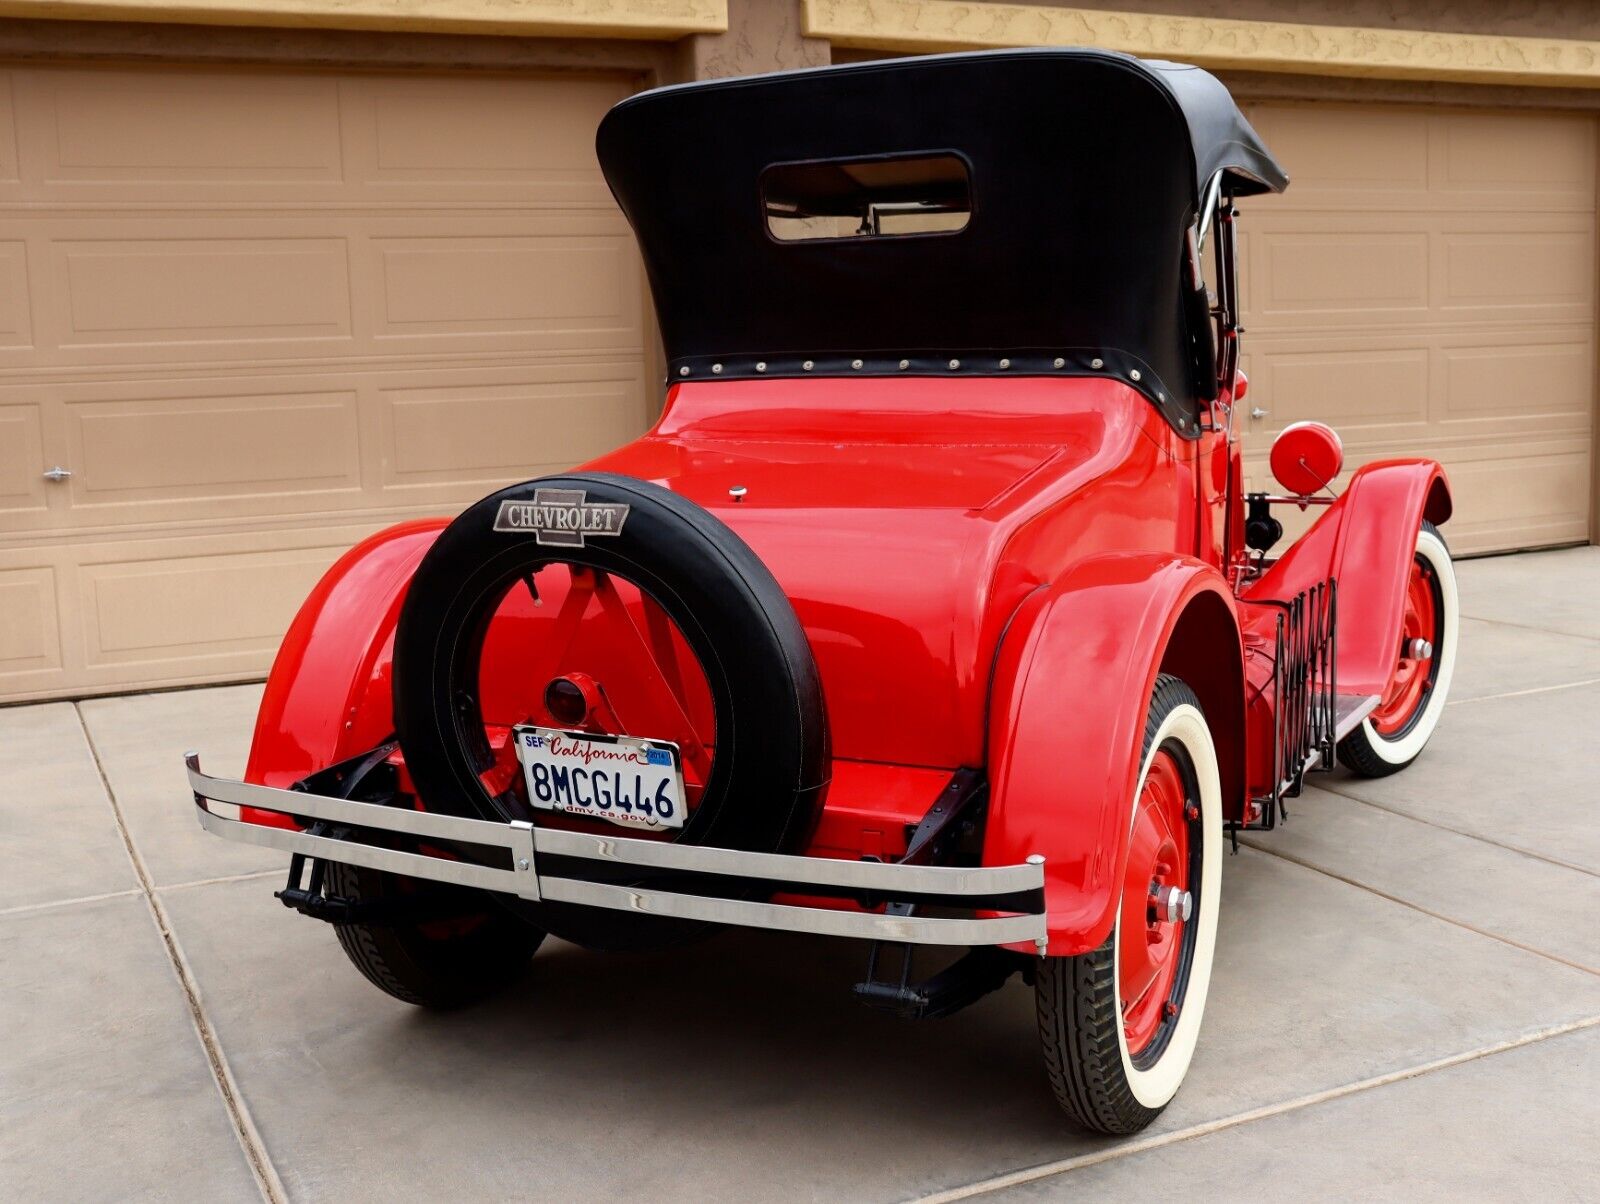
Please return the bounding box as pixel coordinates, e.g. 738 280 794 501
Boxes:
1269 421 1343 497
390 471 831 952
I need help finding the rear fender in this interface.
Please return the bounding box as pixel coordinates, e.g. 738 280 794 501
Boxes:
983 553 1242 957
1246 459 1451 697
243 520 445 802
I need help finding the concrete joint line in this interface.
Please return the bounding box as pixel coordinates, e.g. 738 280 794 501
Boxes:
159 867 287 894
1238 841 1600 977
1314 785 1600 880
73 705 288 1204
1446 676 1600 706
0 887 143 918
911 1013 1600 1203
1457 611 1600 646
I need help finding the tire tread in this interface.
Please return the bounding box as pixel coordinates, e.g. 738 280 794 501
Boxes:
325 861 542 1009
1336 521 1452 779
1035 673 1201 1135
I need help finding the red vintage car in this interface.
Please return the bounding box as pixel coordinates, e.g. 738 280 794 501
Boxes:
187 49 1457 1134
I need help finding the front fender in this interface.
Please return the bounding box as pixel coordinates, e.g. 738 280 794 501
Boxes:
982 553 1240 957
244 520 445 797
1246 459 1451 696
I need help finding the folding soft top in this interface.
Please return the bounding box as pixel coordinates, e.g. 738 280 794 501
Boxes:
597 48 1288 428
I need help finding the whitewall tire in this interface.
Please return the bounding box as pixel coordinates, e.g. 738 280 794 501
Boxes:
1035 674 1222 1134
1338 522 1457 777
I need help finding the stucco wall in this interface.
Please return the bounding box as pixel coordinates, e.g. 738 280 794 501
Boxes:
983 1 1600 42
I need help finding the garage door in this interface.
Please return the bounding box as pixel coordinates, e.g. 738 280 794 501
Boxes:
1237 102 1596 554
0 65 652 702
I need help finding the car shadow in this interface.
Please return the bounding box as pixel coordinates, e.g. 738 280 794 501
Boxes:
395 926 1096 1169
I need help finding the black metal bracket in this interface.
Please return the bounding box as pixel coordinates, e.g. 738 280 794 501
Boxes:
900 767 987 866
290 740 399 808
851 769 1021 1019
853 919 1025 1020
1241 579 1338 833
274 739 472 927
275 838 479 926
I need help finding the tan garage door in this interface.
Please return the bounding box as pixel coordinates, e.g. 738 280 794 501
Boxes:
0 64 653 702
1238 102 1596 555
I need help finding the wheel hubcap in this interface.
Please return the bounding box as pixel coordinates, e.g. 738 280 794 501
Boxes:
1119 749 1192 1056
1371 553 1440 736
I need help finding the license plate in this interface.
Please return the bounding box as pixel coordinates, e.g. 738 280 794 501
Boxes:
512 726 686 831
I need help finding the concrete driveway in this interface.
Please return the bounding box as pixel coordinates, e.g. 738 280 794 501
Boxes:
4 546 1599 1202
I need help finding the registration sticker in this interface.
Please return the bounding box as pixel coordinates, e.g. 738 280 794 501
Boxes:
513 726 685 831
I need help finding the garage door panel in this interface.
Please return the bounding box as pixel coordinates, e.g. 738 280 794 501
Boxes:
0 63 653 700
67 388 362 507
0 212 637 366
1253 229 1430 324
1438 112 1596 204
1242 101 1593 553
0 565 61 684
0 239 31 350
0 73 18 186
1440 341 1595 421
1256 346 1431 430
1440 229 1594 317
1249 106 1429 201
81 545 341 669
372 235 640 346
15 68 344 191
1246 337 1591 445
53 236 353 350
350 74 628 205
379 376 647 492
1423 448 1592 553
0 400 46 516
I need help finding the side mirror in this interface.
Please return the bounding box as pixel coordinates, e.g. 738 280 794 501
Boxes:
1230 369 1248 402
1270 421 1343 497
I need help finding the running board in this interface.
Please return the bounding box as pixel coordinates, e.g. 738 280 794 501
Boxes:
1333 693 1381 743
1276 694 1379 786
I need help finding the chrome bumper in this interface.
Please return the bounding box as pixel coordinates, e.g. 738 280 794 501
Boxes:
185 755 1047 948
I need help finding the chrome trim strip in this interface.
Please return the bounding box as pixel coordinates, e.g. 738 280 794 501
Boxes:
539 877 1046 946
187 756 1042 897
186 756 503 846
530 826 1039 895
186 755 1046 947
195 803 542 899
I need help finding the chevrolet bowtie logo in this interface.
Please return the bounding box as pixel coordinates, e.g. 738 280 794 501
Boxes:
494 488 631 547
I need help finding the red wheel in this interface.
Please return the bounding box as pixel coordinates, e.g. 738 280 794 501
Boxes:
1036 674 1222 1135
1368 552 1439 736
1339 522 1457 777
1117 749 1192 1059
393 472 829 952
467 562 719 839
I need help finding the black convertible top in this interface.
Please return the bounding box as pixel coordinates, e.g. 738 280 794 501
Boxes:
597 49 1287 430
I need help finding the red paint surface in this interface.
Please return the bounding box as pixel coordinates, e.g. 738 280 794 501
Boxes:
242 376 1451 956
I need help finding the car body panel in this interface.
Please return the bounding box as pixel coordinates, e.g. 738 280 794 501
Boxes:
240 365 1451 959
982 553 1240 955
1245 460 1452 697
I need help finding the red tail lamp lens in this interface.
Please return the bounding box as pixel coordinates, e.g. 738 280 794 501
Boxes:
544 677 589 726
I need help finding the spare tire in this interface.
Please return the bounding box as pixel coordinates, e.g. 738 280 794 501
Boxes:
392 471 830 950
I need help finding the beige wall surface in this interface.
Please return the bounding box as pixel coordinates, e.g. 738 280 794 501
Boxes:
806 0 1600 88
0 0 727 38
0 63 654 702
973 0 1600 42
1236 101 1595 554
